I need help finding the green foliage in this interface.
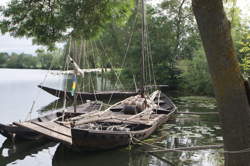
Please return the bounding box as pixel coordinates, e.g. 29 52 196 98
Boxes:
224 0 240 28
36 49 54 69
92 2 200 89
179 52 213 96
0 48 64 69
5 53 36 68
36 48 65 69
0 0 134 47
238 29 250 77
0 52 9 67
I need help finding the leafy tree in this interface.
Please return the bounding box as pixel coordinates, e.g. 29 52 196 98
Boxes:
180 51 213 96
91 3 200 89
6 53 24 68
240 38 250 72
36 49 54 69
0 0 134 47
36 48 64 69
0 52 9 67
237 27 250 77
4 53 36 68
160 0 201 58
22 55 38 69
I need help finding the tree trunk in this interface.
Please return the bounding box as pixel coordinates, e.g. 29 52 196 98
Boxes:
192 0 250 165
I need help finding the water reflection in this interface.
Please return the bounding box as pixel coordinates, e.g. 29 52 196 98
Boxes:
53 145 129 166
52 144 176 166
0 139 57 166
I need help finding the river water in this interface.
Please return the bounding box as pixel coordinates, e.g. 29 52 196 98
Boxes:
0 69 224 166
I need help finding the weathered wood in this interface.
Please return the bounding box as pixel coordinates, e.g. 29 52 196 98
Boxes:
69 100 122 121
133 136 223 152
74 117 114 126
145 85 169 88
50 68 111 75
14 122 72 144
127 108 153 120
147 144 223 153
13 91 176 151
176 112 219 115
38 85 138 101
0 101 102 141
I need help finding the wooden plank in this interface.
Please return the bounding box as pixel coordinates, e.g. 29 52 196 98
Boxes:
14 121 72 144
66 102 101 113
176 112 219 115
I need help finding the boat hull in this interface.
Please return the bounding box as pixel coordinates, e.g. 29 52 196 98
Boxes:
0 123 42 140
70 111 175 151
38 85 138 101
13 91 176 151
0 102 102 141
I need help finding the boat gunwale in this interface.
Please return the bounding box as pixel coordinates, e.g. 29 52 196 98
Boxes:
72 108 176 135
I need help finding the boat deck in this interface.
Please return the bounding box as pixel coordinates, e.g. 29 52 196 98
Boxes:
13 114 159 145
66 102 102 114
14 121 72 145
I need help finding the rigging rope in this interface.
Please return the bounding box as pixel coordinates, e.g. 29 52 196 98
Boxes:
25 49 61 121
97 40 125 90
112 12 139 88
89 40 98 101
143 1 157 92
62 38 72 119
97 13 139 104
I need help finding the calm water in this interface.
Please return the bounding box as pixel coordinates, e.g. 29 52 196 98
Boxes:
0 69 224 166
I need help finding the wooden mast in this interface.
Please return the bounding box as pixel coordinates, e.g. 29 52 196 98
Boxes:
140 0 145 96
73 70 77 113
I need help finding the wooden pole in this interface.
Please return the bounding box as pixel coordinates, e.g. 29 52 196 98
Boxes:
140 0 145 96
176 112 219 115
147 145 223 153
132 136 223 153
73 93 77 113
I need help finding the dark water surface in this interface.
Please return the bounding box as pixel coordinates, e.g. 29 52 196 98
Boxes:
0 69 224 166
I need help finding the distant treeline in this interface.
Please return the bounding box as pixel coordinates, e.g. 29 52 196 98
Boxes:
0 49 65 69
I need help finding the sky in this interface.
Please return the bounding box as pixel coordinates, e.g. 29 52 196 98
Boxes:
0 0 249 55
0 0 42 55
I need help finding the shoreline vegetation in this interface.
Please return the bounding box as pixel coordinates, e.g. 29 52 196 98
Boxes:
0 50 64 70
0 54 213 97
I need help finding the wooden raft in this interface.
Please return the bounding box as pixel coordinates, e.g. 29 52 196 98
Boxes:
14 121 72 145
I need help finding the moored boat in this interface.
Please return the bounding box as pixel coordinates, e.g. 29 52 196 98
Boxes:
38 85 138 101
15 90 176 151
0 101 102 140
70 91 176 150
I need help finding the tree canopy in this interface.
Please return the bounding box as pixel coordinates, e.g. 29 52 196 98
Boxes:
0 0 133 47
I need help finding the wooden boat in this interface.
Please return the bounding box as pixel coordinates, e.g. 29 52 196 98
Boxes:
70 91 176 150
38 85 138 101
15 90 176 151
0 101 102 140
